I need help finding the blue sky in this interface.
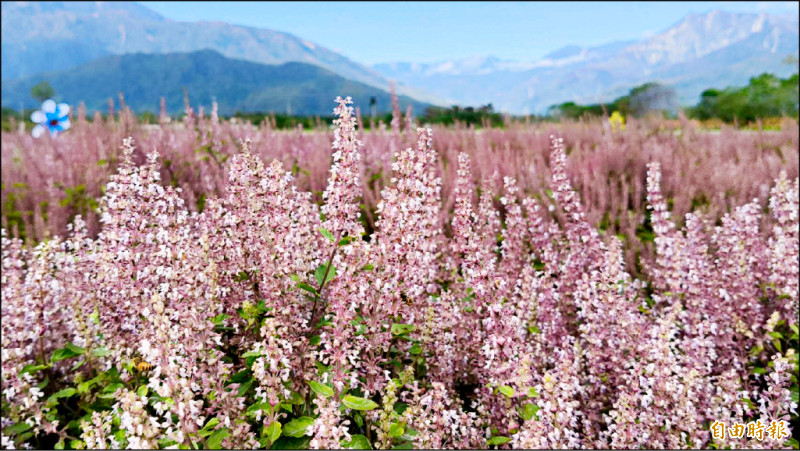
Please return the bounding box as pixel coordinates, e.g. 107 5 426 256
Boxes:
138 1 799 65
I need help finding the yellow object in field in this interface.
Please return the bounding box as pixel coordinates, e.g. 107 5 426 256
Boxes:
609 111 626 131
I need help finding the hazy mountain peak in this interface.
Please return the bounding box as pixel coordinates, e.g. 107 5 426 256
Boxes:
2 1 166 22
373 9 798 114
543 45 583 60
626 9 795 66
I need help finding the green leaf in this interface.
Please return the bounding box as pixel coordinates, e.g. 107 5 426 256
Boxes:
245 403 272 420
50 344 86 362
77 375 102 394
271 436 312 449
342 434 372 449
528 324 540 334
389 422 404 437
230 369 252 383
307 380 333 398
157 438 177 448
114 430 127 447
48 388 77 402
211 313 230 325
497 385 514 398
409 343 422 355
361 263 374 271
519 403 540 421
393 402 409 415
283 417 314 438
338 236 353 246
319 228 335 242
487 436 510 445
309 335 321 346
287 391 305 405
315 264 337 287
137 385 149 397
238 378 255 396
342 395 379 411
54 439 65 450
103 382 125 394
206 428 230 450
242 350 261 358
4 422 32 435
91 347 108 357
527 387 540 398
399 426 419 442
19 364 49 375
298 282 317 294
201 418 220 433
391 324 415 336
265 421 282 443
768 331 783 339
390 443 413 450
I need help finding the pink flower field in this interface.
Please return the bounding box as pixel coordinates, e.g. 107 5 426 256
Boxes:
1 97 798 449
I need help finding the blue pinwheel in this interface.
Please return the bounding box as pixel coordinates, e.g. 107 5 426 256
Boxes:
31 99 71 138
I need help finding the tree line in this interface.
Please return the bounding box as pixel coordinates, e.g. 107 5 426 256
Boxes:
548 73 799 123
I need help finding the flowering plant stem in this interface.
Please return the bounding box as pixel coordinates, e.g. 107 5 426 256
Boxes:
309 232 342 332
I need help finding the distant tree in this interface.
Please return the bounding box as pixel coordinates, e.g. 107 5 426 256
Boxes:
422 104 503 127
547 101 604 120
692 89 721 120
626 83 678 117
138 111 158 124
31 81 55 103
688 73 798 122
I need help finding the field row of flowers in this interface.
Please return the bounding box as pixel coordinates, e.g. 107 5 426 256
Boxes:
1 97 798 449
2 100 798 277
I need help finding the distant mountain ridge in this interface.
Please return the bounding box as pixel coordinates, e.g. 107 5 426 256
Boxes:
3 4 798 116
0 50 430 116
373 10 800 114
0 1 443 105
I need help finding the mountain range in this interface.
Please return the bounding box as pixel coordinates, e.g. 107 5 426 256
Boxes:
1 2 381 85
374 10 800 114
0 50 430 116
0 1 441 110
2 2 798 116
